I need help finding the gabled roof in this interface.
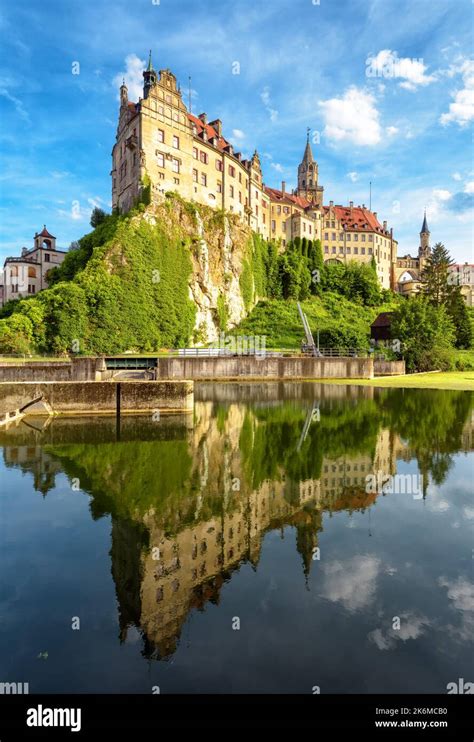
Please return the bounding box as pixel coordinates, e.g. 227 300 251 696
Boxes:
324 205 385 233
371 312 393 328
264 186 311 210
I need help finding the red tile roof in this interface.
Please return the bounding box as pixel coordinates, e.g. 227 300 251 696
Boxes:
324 205 385 233
38 225 55 239
264 186 311 210
188 113 232 154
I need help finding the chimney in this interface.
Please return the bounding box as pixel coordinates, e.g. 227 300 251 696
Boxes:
349 200 353 208
329 200 334 208
383 220 387 230
362 203 366 209
209 119 222 137
198 112 207 125
373 211 377 219
281 181 286 194
21 247 28 257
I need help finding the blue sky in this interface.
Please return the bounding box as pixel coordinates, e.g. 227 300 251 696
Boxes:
0 0 473 263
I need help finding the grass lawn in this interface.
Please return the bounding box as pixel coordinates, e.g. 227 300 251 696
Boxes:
320 372 474 391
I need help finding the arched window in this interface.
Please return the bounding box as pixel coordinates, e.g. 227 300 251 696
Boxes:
28 267 36 278
10 266 18 277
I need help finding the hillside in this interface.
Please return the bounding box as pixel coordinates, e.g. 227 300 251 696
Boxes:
234 294 398 350
0 194 265 354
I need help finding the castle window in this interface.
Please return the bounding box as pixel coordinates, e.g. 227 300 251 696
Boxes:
271 220 276 232
263 213 266 225
324 233 328 241
44 253 50 262
332 247 336 254
217 180 222 193
28 267 36 278
173 112 178 122
158 105 164 114
239 172 242 183
255 190 258 200
325 221 330 227
368 234 373 241
28 284 35 294
239 191 242 203
283 206 289 214
255 205 259 216
309 225 312 235
173 135 180 149
216 159 223 172
353 234 358 241
347 247 351 254
331 221 335 228
201 173 207 186
200 151 208 164
368 247 373 255
361 247 366 254
193 147 198 159
157 129 164 143
362 233 366 241
158 172 165 180
229 185 234 198
193 168 198 183
157 153 164 168
229 165 235 177
165 94 171 103
173 177 179 185
332 233 336 240
10 266 18 277
354 247 358 254
277 206 281 215
172 157 180 173
302 180 305 187
339 234 344 241
309 180 313 187
339 246 344 253
303 223 306 232
324 246 329 253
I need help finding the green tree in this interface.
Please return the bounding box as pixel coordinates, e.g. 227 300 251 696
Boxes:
446 287 472 349
421 242 453 305
391 296 455 371
90 207 108 228
0 313 34 354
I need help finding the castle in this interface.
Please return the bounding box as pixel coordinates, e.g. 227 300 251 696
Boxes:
111 53 399 290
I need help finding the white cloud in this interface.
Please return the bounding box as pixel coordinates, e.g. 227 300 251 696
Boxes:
440 59 474 127
231 128 245 141
368 613 430 651
319 555 380 613
386 126 398 136
319 86 382 146
113 54 146 102
347 171 359 182
452 172 462 181
463 181 474 194
367 49 436 91
271 162 284 173
260 86 278 122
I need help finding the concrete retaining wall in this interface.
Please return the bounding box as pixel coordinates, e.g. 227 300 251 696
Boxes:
156 356 374 380
0 363 72 382
374 360 406 376
0 381 193 416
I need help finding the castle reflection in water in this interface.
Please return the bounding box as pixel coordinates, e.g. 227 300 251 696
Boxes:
2 382 472 661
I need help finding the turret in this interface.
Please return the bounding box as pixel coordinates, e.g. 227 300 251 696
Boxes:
296 129 323 207
419 210 430 258
120 78 128 108
143 50 157 99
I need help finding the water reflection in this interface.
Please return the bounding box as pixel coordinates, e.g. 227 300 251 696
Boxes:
2 383 472 673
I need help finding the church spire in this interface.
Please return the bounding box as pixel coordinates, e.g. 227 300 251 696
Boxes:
147 49 153 72
302 127 315 164
421 209 429 234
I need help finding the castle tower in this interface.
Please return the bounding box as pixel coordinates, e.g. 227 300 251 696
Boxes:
296 129 323 207
419 210 430 258
120 78 128 109
143 50 157 99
